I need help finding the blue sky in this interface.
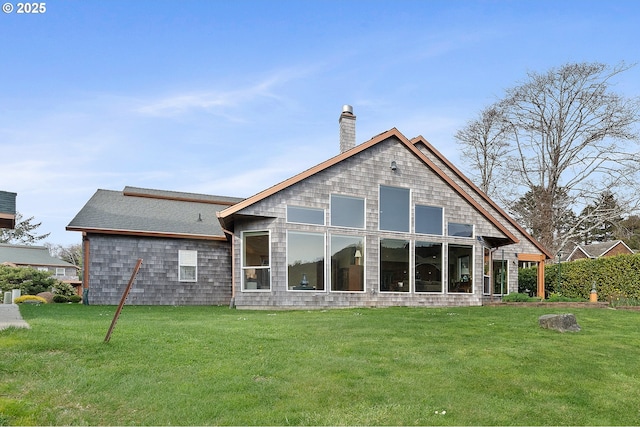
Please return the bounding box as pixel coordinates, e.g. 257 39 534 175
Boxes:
2 0 639 245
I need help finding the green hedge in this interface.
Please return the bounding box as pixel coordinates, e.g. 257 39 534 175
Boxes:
519 253 640 301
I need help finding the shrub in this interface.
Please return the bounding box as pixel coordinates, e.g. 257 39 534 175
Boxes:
502 292 537 302
14 295 47 304
519 253 640 301
0 265 61 295
52 282 76 297
68 295 82 303
52 294 69 303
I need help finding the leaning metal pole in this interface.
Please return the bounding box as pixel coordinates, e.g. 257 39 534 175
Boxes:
104 258 143 343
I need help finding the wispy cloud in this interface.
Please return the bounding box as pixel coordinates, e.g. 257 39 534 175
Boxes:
134 65 317 118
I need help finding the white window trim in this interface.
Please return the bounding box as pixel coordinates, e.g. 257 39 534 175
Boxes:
286 230 327 292
286 205 326 226
378 185 411 233
329 232 366 293
178 250 198 282
414 204 444 236
241 230 271 292
329 193 366 229
55 267 65 276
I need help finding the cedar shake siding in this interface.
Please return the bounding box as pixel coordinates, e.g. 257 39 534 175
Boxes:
84 234 232 305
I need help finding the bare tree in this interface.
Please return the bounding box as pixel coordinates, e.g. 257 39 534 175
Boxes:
455 105 511 197
46 243 83 268
0 212 50 245
457 62 640 253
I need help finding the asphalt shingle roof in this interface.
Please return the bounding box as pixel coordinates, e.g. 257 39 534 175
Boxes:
0 244 76 267
67 187 244 238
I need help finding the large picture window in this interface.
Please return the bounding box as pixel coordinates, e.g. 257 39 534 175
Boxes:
242 231 270 290
178 250 197 282
448 244 473 293
287 231 325 291
330 234 364 291
379 185 410 232
380 239 409 292
415 242 443 293
331 194 365 228
415 205 443 235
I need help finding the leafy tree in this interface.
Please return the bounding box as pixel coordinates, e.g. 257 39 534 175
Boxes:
456 62 640 254
0 212 50 244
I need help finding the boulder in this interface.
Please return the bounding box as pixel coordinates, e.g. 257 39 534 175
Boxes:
37 292 54 303
538 313 581 333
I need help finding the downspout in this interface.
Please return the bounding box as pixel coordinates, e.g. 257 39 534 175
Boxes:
82 233 90 305
222 228 236 309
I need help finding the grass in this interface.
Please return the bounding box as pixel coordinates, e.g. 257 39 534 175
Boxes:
1 304 639 425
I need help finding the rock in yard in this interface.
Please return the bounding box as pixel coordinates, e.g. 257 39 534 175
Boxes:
538 313 581 333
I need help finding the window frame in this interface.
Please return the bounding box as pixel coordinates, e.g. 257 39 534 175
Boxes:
178 250 198 282
242 230 271 292
447 222 474 238
286 230 326 292
379 185 411 232
415 241 444 293
286 205 325 225
330 194 365 229
379 238 410 292
415 204 443 236
329 233 365 292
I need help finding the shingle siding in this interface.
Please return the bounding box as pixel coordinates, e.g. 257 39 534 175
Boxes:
87 234 231 305
232 137 508 309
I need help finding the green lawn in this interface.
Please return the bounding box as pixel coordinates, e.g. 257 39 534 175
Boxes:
1 304 639 425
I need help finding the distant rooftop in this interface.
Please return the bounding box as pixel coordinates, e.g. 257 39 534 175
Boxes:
0 244 76 268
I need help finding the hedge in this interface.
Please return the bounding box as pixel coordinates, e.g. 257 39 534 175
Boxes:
519 253 640 301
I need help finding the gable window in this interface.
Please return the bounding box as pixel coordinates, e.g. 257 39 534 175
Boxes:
178 250 198 282
448 222 474 238
287 231 325 291
415 242 443 293
380 238 409 292
330 194 365 228
287 205 325 225
379 185 410 232
330 234 364 291
242 231 271 290
448 244 473 293
415 205 443 235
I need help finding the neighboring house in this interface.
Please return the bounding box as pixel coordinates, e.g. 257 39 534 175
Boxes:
565 240 634 262
0 243 81 293
68 106 552 308
0 190 17 229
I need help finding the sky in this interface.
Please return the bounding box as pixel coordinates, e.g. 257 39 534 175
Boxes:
2 0 640 246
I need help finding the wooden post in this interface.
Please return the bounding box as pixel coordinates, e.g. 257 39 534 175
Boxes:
517 254 546 299
104 259 143 343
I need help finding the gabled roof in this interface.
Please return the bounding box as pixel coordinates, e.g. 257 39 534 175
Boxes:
67 187 244 240
218 128 547 254
410 136 554 259
567 240 633 260
0 244 77 268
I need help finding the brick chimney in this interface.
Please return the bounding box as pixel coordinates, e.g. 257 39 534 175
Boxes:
339 104 356 153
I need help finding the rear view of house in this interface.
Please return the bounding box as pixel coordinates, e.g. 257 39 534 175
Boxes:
68 107 551 308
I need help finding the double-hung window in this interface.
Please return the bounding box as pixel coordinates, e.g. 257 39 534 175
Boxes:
178 250 198 282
